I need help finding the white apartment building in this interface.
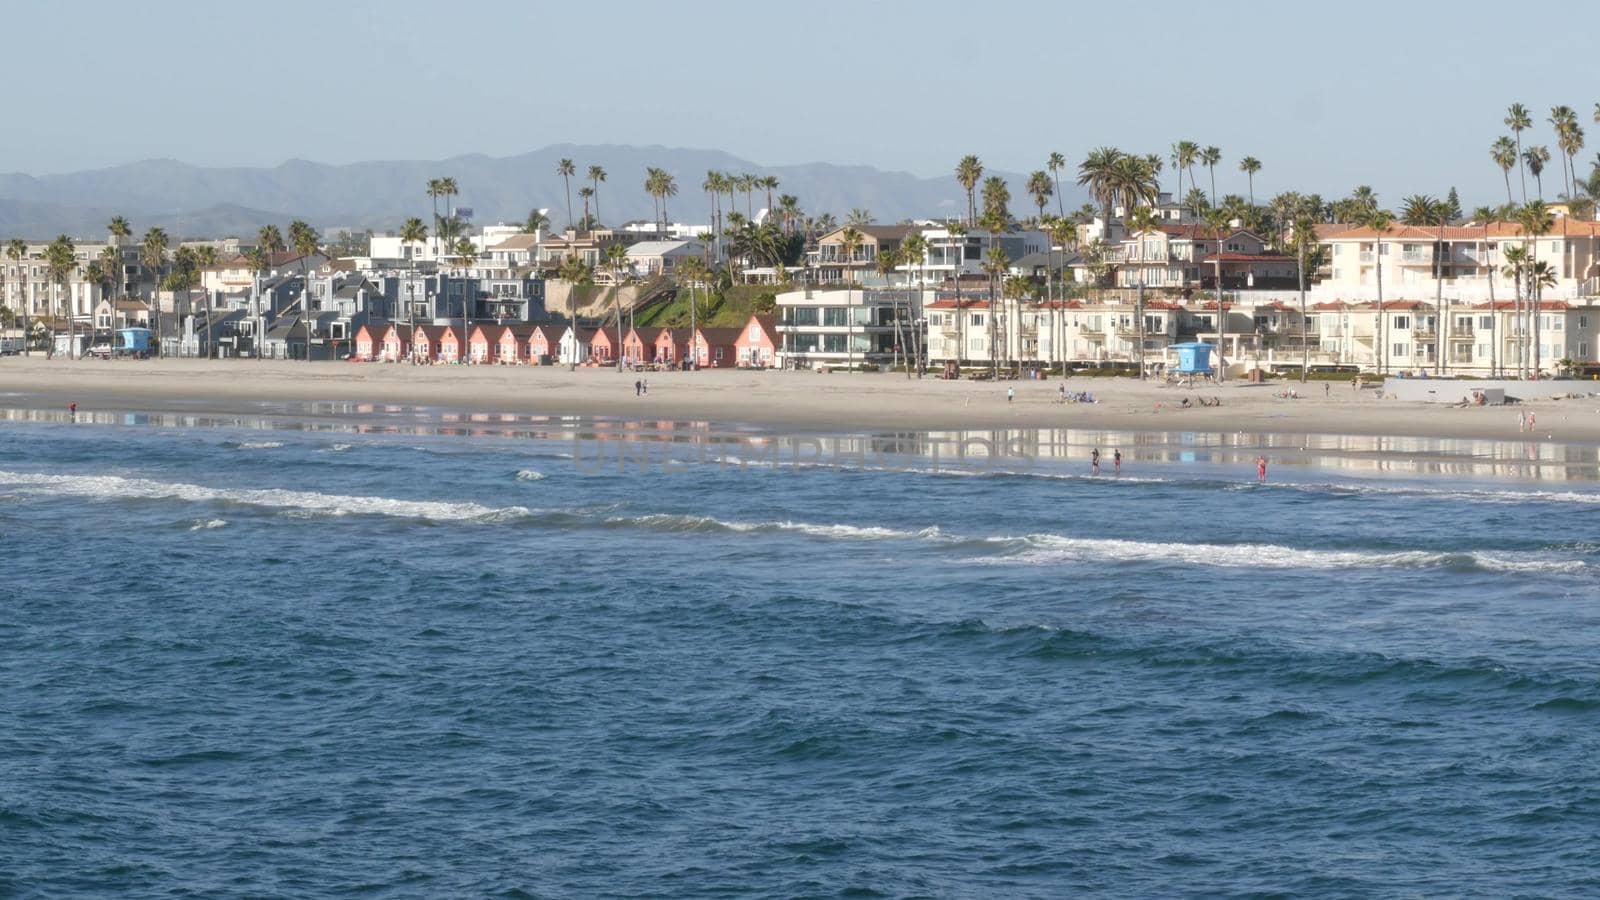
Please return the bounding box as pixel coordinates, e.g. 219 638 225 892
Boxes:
774 287 926 369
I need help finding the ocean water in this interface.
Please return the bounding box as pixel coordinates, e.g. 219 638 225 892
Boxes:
2 407 1599 897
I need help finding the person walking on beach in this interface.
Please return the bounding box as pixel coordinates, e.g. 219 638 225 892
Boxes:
1324 382 1330 399
1006 387 1015 404
1113 449 1122 475
1518 410 1527 432
642 379 648 396
1256 454 1268 483
1091 448 1100 475
634 379 642 397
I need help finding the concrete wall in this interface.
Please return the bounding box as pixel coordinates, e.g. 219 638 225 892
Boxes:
1384 377 1592 403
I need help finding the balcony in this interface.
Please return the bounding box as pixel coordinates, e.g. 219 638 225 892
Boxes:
1399 252 1432 265
1411 327 1437 340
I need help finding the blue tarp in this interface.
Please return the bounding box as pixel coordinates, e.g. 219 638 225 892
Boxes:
116 328 152 352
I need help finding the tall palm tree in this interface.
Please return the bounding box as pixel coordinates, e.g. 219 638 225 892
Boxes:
578 186 594 230
1238 157 1261 205
426 178 445 257
1200 146 1222 202
106 216 131 294
1204 206 1234 378
1026 170 1053 222
900 232 928 376
438 177 459 233
1491 137 1519 206
847 208 873 228
43 235 76 358
1502 243 1530 377
6 239 29 349
287 220 319 361
399 217 428 326
657 171 677 230
1047 152 1067 218
1043 214 1076 375
1472 205 1501 375
588 165 607 226
736 174 756 217
1517 200 1554 375
1523 145 1551 200
522 209 551 235
140 227 169 346
1077 147 1124 233
556 159 576 230
759 175 779 217
1126 205 1159 377
980 236 1009 377
1366 208 1395 374
1529 260 1557 376
601 240 627 369
777 194 801 234
955 155 983 226
454 236 479 358
255 225 285 358
557 254 593 370
946 221 968 369
1506 103 1532 203
703 171 725 261
1112 154 1159 214
1173 141 1200 213
839 226 863 371
96 244 119 327
1550 106 1578 199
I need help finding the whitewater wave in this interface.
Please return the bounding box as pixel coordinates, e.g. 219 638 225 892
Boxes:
227 440 284 450
189 519 228 531
515 469 547 481
974 534 1591 575
0 470 534 524
605 512 943 542
319 443 354 453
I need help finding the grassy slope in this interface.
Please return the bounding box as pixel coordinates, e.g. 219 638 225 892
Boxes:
636 284 776 329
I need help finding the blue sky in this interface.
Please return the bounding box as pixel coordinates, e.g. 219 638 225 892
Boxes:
4 0 1598 209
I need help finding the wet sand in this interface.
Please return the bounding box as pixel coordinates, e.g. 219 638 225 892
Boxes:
2 357 1599 444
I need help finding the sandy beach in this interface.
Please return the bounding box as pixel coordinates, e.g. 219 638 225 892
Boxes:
2 356 1599 443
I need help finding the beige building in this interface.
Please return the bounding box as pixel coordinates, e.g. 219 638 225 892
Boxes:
1316 219 1600 302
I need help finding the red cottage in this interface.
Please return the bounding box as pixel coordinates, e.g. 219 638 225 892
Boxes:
623 327 664 365
693 327 741 368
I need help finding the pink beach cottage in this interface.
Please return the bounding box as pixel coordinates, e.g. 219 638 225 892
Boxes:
498 324 534 363
654 328 687 365
589 327 620 365
380 323 413 361
353 323 383 361
734 314 778 367
528 324 563 364
692 326 741 368
623 327 664 365
413 324 465 362
467 324 503 363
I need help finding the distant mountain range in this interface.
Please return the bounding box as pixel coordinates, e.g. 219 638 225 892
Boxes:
0 144 1087 241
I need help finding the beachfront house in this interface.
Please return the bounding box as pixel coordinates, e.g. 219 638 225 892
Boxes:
734 314 779 367
528 324 564 364
692 326 741 368
623 326 664 365
557 326 594 365
589 326 620 364
380 323 413 361
774 286 925 370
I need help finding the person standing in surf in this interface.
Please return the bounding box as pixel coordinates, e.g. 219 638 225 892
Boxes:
1256 454 1268 483
1113 449 1122 475
1091 448 1100 475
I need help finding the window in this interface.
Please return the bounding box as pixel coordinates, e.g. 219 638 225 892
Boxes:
1579 315 1589 328
1581 342 1589 357
822 307 849 327
970 313 983 326
787 307 819 327
1393 315 1410 330
1479 315 1493 330
1476 343 1489 357
1393 343 1409 357
749 323 759 340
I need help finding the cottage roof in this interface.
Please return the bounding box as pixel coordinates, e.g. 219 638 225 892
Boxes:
695 326 742 344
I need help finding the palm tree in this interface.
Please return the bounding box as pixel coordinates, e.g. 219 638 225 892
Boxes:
1502 243 1530 377
1204 206 1234 377
578 186 595 230
1112 154 1159 214
6 239 28 349
759 175 779 217
1042 214 1076 375
1026 170 1053 222
1550 106 1578 199
43 235 76 358
839 226 863 371
106 216 131 294
603 242 630 371
1472 205 1501 375
1366 208 1395 374
900 232 929 376
255 225 285 357
287 220 320 361
703 171 725 262
846 208 873 228
1529 260 1557 376
1047 152 1067 218
438 177 459 233
955 155 983 226
1238 157 1261 205
426 178 445 257
658 171 678 230
1173 141 1200 214
1517 201 1554 375
522 209 551 235
736 174 757 217
1126 205 1159 377
557 254 593 370
1077 147 1124 233
874 248 907 372
981 239 1009 376
1524 145 1551 200
1200 146 1222 202
140 227 169 345
399 217 428 326
588 165 607 226
1506 103 1532 203
556 159 576 230
95 245 118 338
1491 137 1519 206
946 221 968 370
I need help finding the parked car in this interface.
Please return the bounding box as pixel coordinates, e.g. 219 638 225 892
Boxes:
88 343 112 359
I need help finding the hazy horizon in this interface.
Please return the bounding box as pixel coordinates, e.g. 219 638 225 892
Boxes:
3 0 1599 207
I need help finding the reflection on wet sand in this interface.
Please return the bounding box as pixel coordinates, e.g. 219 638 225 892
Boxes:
3 404 1597 483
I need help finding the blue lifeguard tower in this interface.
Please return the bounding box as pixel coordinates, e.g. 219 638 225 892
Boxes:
1170 341 1214 376
116 327 152 358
